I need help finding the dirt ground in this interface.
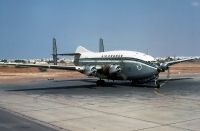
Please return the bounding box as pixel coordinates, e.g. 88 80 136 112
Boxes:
0 66 85 83
163 62 200 74
0 62 200 83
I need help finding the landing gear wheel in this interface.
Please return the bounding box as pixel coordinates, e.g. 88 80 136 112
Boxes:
131 80 138 87
155 81 160 89
96 80 105 86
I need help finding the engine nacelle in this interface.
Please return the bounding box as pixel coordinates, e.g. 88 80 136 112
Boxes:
84 66 97 76
158 63 168 72
109 65 121 74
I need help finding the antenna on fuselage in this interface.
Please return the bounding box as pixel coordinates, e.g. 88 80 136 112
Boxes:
99 38 104 52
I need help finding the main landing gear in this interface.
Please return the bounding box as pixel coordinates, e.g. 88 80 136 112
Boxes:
131 79 160 88
96 80 105 86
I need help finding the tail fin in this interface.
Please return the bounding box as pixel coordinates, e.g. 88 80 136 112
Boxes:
99 38 104 52
70 46 90 66
75 46 92 53
52 38 58 65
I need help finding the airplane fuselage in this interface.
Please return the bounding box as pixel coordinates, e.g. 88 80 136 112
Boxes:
76 50 159 80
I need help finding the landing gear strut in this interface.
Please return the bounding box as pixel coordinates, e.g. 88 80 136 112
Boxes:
96 80 105 86
155 80 160 88
131 78 160 88
131 80 138 86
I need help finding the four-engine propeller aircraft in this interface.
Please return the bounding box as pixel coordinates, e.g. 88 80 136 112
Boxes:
1 38 195 88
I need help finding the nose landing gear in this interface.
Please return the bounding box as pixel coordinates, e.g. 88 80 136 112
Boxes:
155 80 160 89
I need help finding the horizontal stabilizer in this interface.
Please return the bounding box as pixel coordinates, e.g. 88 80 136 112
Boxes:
57 53 81 56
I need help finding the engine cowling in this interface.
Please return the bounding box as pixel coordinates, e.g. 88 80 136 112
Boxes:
109 65 121 74
158 63 168 72
84 66 97 76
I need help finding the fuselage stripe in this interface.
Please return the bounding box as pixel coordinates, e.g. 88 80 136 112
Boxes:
78 57 158 69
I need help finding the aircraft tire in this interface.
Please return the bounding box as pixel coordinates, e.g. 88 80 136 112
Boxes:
96 80 105 86
131 80 139 86
155 81 160 88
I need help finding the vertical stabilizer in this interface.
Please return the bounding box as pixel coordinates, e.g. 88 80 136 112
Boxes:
99 38 104 52
75 46 91 53
52 38 58 65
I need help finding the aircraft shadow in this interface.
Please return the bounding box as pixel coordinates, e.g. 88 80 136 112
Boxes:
53 78 97 83
7 84 97 92
6 77 193 92
53 77 192 83
158 77 192 82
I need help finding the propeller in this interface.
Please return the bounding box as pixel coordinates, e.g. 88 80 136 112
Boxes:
157 62 170 79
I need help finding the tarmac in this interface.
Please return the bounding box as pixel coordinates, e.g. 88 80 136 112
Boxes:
0 74 200 131
0 108 56 131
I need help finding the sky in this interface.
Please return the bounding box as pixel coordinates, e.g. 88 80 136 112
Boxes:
0 0 200 59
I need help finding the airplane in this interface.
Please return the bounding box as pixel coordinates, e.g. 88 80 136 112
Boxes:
1 38 195 88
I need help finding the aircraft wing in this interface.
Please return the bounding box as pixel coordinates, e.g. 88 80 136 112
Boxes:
158 58 196 72
0 63 103 71
165 58 195 67
1 63 77 70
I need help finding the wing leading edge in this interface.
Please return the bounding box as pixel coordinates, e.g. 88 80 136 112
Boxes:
158 58 196 72
1 63 77 70
165 58 195 67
